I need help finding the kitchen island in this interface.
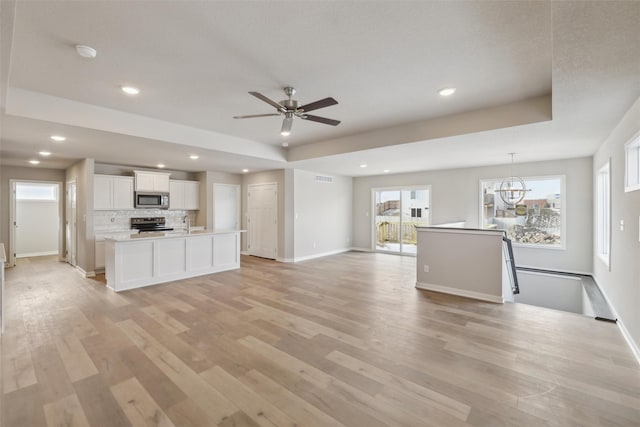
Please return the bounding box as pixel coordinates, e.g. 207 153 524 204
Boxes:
105 230 244 292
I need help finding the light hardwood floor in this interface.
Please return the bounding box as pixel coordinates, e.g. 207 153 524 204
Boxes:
2 253 639 427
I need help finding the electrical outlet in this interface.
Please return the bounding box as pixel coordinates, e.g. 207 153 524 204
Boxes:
423 265 429 273
620 219 625 231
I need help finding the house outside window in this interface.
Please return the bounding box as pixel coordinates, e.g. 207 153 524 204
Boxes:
625 130 640 192
480 175 565 248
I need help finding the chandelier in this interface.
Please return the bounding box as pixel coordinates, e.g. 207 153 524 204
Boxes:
498 153 529 206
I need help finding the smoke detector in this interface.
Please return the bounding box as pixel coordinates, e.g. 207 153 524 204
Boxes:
75 45 97 59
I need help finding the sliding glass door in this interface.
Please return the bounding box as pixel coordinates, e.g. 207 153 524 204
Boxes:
374 186 430 255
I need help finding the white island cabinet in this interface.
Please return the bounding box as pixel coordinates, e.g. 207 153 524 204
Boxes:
104 230 243 292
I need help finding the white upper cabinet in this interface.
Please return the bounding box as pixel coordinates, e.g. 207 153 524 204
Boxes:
169 179 200 210
134 171 171 193
94 175 134 210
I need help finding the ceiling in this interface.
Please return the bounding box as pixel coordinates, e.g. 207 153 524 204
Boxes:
0 1 639 177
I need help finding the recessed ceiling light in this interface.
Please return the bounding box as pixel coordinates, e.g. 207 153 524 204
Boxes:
439 87 456 97
50 135 66 142
29 159 40 165
281 142 289 148
157 163 165 168
121 86 140 95
75 45 97 59
189 155 199 160
39 151 52 156
383 169 390 173
360 164 367 168
242 169 249 173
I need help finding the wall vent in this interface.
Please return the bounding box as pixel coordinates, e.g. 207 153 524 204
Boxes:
315 175 333 183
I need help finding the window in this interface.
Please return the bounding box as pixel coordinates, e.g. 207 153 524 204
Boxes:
625 130 640 192
480 176 564 248
597 162 610 266
16 183 58 201
374 186 430 255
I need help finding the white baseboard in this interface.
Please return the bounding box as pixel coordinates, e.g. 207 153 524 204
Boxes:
74 266 95 278
350 247 372 252
277 248 351 263
16 250 58 258
240 250 249 256
592 275 640 365
415 281 504 304
516 264 593 276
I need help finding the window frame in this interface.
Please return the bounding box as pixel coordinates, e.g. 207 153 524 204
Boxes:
596 160 611 268
624 130 640 192
15 183 59 201
479 174 566 250
370 185 432 255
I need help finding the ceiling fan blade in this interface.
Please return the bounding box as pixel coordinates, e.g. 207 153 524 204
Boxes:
301 114 341 126
249 91 286 112
233 113 281 119
298 97 338 113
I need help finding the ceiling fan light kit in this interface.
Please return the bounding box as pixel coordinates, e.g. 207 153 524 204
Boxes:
234 87 340 136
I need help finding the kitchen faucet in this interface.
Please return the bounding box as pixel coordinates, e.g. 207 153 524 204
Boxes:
183 215 191 234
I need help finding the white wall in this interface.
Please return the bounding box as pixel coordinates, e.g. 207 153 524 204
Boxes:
416 228 505 302
353 157 593 273
292 169 352 261
16 199 59 257
593 96 640 358
515 271 585 314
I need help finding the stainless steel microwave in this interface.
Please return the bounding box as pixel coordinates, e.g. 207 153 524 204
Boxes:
135 192 169 209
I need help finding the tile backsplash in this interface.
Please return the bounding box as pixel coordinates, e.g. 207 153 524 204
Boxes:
94 209 197 233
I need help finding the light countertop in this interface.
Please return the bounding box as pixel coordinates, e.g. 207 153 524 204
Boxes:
105 229 246 242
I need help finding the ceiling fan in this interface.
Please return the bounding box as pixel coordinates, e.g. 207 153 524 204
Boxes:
233 87 340 136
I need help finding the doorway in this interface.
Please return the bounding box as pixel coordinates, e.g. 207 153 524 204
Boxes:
373 186 431 255
66 181 77 266
9 180 63 266
247 182 277 259
214 183 241 230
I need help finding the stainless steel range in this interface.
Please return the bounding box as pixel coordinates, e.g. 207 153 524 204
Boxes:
131 217 174 233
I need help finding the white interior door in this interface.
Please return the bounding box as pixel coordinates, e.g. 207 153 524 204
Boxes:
15 183 60 258
214 183 240 230
66 181 77 266
247 183 277 259
9 180 62 265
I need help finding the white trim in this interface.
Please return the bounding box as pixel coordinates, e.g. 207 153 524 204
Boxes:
240 250 250 256
277 248 351 263
10 179 64 268
371 185 432 255
592 275 640 365
350 247 373 252
616 317 640 365
623 129 640 192
75 266 96 278
417 227 503 237
516 269 582 281
515 264 592 276
415 281 504 304
16 251 59 258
